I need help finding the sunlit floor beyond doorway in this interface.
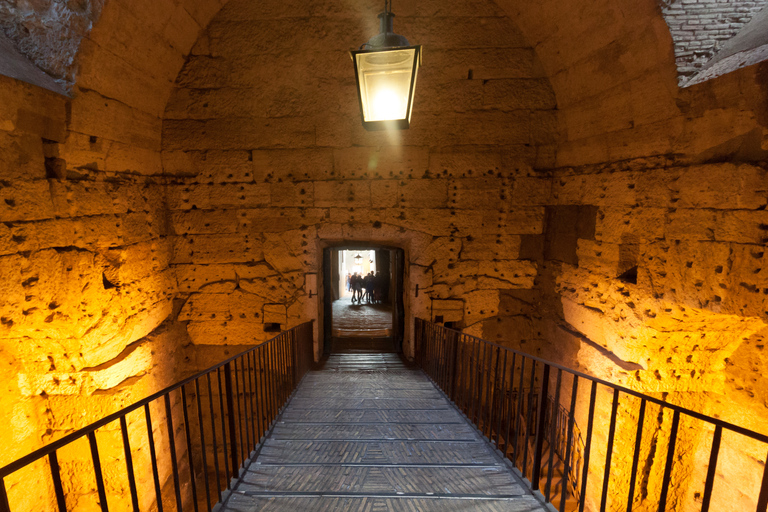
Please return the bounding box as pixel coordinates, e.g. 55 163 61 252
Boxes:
332 295 393 338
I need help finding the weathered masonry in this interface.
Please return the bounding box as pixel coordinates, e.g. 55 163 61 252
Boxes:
0 0 768 510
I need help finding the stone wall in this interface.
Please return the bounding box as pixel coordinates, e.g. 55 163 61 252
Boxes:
162 0 557 359
0 57 186 512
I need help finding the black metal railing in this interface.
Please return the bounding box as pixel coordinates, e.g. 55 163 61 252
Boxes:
415 318 768 512
0 321 314 512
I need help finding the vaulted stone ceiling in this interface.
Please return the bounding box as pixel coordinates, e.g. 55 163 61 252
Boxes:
5 0 767 168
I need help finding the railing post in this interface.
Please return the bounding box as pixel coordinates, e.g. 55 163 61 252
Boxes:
224 362 239 479
532 363 550 490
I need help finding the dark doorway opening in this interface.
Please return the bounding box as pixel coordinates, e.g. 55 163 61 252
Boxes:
322 246 405 355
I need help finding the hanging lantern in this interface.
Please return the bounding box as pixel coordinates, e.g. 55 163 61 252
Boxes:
354 253 363 265
351 1 421 131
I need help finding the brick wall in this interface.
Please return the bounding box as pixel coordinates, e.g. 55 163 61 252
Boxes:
660 0 768 83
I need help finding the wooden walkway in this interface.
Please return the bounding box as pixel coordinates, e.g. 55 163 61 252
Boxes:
219 352 547 511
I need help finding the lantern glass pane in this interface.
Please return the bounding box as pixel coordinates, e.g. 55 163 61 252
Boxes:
356 48 417 122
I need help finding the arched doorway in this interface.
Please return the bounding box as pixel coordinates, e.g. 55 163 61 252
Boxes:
322 245 405 355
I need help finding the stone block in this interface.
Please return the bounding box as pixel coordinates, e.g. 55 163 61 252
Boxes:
172 234 263 264
171 210 239 235
271 182 314 207
370 181 398 208
511 176 552 205
482 78 557 110
464 290 501 327
0 131 45 181
385 207 484 237
480 208 545 235
333 146 430 179
715 210 768 244
428 148 503 177
263 303 287 325
252 148 334 182
398 180 448 208
431 299 464 323
239 208 327 233
69 90 162 150
314 180 371 208
449 178 508 210
666 209 717 241
162 117 315 151
478 260 537 289
461 235 521 261
425 48 536 81
175 55 231 89
596 207 666 244
0 181 55 222
674 163 768 210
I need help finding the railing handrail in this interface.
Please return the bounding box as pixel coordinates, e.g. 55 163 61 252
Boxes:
0 321 314 479
427 322 768 444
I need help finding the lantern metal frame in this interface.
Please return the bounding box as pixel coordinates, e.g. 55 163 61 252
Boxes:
351 4 421 131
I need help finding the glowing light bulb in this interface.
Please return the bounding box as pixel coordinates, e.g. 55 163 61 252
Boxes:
371 88 405 121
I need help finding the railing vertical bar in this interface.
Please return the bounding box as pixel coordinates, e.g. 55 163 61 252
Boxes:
496 349 508 448
658 410 681 512
237 357 252 455
282 335 289 404
118 416 140 512
531 363 550 490
626 398 647 512
512 356 526 465
195 379 213 512
485 346 497 438
578 381 598 512
560 375 579 512
48 451 68 512
523 360 538 480
259 347 270 432
223 362 239 481
441 327 448 390
87 432 110 512
206 372 223 496
504 352 516 459
755 448 768 512
268 342 276 423
180 385 199 512
163 393 184 512
545 368 563 500
231 359 245 462
216 368 231 485
468 339 477 422
255 349 265 440
278 337 286 406
700 425 722 512
472 341 483 425
450 331 459 402
599 388 621 512
144 404 164 512
245 351 258 447
457 335 467 414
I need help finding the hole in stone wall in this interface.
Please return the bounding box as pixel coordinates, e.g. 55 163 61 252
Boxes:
263 323 281 333
102 273 118 289
617 266 638 285
444 321 460 330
